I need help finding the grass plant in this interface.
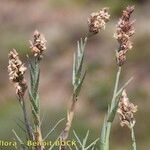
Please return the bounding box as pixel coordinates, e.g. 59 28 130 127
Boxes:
7 5 137 150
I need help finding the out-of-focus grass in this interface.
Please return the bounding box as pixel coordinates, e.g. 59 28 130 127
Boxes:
129 35 150 64
131 87 149 100
87 79 112 111
0 100 21 139
47 0 136 16
104 0 135 16
0 34 28 56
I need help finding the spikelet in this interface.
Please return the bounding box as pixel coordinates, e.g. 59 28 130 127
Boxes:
88 8 110 34
8 49 27 99
114 6 135 66
30 30 46 60
117 90 137 128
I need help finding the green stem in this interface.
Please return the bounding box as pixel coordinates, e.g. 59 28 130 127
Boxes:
29 57 44 150
131 127 137 150
103 66 122 150
110 66 121 110
104 122 111 150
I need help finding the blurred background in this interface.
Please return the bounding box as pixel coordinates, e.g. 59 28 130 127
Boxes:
0 0 150 149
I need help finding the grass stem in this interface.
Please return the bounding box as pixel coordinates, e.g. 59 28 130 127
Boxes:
111 66 121 110
131 127 137 150
20 98 33 141
103 67 122 150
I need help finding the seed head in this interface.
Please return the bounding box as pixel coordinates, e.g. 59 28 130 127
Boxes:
117 90 137 128
30 30 46 60
8 49 27 99
88 8 110 34
114 6 135 66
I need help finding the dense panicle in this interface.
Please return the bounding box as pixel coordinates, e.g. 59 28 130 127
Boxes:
30 30 46 60
88 8 110 34
8 49 27 99
117 90 137 128
114 6 135 66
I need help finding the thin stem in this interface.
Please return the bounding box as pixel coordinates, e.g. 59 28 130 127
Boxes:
110 66 121 111
59 36 88 150
34 59 44 150
20 98 33 141
104 123 111 150
59 94 77 150
29 57 44 150
104 66 122 150
131 127 137 150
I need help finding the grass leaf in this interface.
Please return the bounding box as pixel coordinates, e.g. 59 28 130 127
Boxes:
44 118 65 140
75 70 86 97
83 130 89 147
73 130 82 147
12 129 26 149
85 138 99 150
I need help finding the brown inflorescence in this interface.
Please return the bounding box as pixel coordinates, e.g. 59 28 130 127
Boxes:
88 8 110 34
8 49 27 99
30 30 46 60
114 6 135 66
117 90 137 128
